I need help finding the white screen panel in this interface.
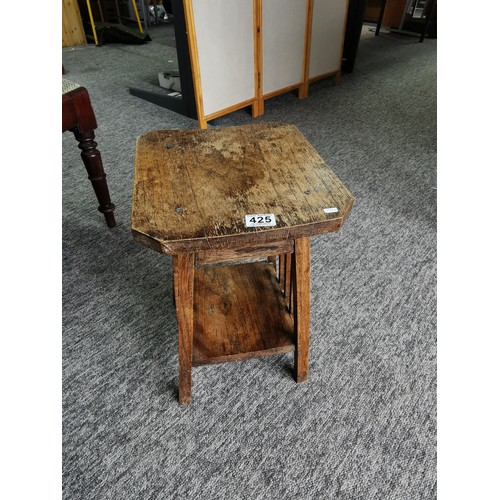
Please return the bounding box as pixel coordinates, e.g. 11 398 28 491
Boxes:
309 0 347 79
191 0 255 117
262 0 308 95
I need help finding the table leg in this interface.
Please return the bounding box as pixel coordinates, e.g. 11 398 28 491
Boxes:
73 128 116 228
375 0 387 36
292 237 310 383
173 252 195 404
284 253 293 312
279 254 285 285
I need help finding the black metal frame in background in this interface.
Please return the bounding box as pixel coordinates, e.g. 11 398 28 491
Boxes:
342 0 368 73
129 0 198 120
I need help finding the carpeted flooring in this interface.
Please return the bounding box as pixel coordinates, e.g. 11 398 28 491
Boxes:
62 22 436 500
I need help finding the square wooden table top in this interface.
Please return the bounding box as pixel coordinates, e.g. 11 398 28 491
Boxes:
132 122 354 254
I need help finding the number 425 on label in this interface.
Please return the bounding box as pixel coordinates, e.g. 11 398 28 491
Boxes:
245 214 276 227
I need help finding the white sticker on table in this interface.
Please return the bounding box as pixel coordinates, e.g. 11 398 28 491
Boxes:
245 214 276 227
323 207 339 214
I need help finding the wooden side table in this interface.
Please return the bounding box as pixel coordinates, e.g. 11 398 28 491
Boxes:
131 123 354 404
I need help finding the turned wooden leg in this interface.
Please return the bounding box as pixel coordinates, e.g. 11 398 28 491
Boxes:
73 128 116 228
292 237 310 383
173 253 195 405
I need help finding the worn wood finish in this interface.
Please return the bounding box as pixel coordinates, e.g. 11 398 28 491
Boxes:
193 262 294 365
63 86 116 227
132 122 354 404
173 252 195 405
196 240 293 266
132 123 354 254
292 237 310 383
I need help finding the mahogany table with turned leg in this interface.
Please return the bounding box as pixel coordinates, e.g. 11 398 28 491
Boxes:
62 79 116 228
131 122 354 404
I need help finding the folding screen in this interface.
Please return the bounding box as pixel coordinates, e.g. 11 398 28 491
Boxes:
309 0 349 82
185 0 258 128
184 0 349 128
262 0 309 99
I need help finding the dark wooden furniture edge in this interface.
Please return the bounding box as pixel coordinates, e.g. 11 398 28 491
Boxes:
63 86 116 228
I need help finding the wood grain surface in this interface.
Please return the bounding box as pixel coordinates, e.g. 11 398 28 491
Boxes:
192 261 294 365
173 252 195 405
196 240 293 266
132 122 354 254
62 0 86 47
292 237 310 383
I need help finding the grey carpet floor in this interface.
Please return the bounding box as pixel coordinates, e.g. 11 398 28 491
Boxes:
62 24 436 500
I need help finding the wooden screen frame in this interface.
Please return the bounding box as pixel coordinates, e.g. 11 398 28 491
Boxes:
260 0 310 105
184 0 262 129
306 0 350 88
184 0 349 129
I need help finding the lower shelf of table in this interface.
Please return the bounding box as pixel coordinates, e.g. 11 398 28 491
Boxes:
192 261 295 366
